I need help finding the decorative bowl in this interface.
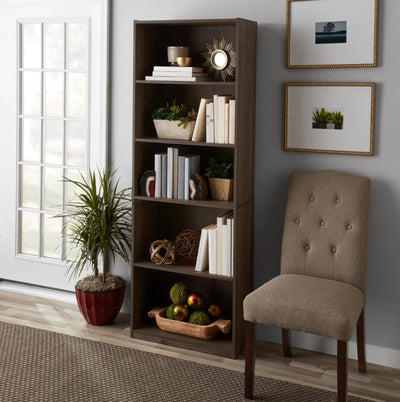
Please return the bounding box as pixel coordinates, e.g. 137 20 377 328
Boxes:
176 57 192 67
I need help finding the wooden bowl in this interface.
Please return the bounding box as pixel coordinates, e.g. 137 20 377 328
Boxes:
176 57 192 67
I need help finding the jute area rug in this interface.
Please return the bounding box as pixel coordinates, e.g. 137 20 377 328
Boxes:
0 321 369 402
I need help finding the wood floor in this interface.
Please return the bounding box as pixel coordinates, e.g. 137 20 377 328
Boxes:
1 289 399 401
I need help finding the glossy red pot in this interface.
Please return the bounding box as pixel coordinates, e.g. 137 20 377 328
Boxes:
75 285 125 326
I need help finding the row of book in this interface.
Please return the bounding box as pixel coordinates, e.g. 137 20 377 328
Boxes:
192 96 236 144
154 147 200 200
145 66 208 82
195 212 234 277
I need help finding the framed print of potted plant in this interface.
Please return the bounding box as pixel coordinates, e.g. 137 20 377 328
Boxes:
284 82 376 156
286 0 379 68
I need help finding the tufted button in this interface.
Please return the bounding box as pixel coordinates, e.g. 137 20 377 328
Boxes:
295 218 300 224
335 196 340 203
346 224 352 230
320 220 325 226
332 246 337 253
304 244 310 251
310 196 315 202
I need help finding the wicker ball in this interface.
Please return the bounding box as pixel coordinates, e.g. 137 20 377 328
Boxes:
174 229 201 264
150 239 175 265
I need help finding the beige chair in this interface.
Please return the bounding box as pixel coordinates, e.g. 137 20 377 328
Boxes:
243 171 370 401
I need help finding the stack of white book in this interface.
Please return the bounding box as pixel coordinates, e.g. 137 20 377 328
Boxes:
195 212 234 277
145 66 208 82
154 147 200 201
191 95 235 144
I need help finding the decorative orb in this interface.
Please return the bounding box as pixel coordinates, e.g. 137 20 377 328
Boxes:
174 229 201 264
150 239 175 265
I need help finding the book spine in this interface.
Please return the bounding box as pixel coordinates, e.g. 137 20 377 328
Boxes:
154 153 162 198
178 155 185 200
228 99 236 145
161 153 167 198
167 147 174 198
206 102 214 143
173 148 179 198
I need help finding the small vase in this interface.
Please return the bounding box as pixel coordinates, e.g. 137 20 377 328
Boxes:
153 119 195 140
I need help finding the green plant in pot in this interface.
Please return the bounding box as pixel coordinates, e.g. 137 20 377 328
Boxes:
59 167 132 326
204 157 234 201
152 100 197 140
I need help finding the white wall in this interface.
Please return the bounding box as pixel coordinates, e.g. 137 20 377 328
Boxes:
110 0 400 369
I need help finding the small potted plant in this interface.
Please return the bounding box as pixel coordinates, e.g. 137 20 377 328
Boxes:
204 157 234 201
152 100 196 140
331 110 344 130
58 167 132 325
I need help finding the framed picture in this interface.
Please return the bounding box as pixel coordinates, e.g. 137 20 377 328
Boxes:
284 83 376 156
286 0 379 68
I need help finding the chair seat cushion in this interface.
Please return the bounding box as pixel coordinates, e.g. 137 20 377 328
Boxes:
243 274 365 341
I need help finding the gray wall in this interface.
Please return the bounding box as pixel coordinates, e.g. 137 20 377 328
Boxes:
110 0 400 368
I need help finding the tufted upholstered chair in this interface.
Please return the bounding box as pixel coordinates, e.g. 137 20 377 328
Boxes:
243 171 370 401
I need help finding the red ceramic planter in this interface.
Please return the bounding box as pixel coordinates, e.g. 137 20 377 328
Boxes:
75 285 125 326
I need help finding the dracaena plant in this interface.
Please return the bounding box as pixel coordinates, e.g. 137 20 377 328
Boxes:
59 167 132 283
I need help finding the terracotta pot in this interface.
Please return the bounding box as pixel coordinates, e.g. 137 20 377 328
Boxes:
75 285 125 326
208 178 234 201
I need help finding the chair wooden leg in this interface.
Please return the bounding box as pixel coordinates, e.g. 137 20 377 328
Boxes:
337 340 348 402
356 309 367 373
282 328 292 358
244 321 255 399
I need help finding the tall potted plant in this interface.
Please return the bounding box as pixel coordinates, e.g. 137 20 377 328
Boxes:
60 167 132 325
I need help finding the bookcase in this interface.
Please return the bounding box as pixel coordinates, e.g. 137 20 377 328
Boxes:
131 18 257 359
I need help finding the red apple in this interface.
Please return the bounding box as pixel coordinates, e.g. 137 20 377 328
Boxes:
187 292 204 310
208 303 222 318
173 303 189 321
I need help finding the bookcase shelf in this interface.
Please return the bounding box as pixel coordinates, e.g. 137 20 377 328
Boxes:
131 18 257 359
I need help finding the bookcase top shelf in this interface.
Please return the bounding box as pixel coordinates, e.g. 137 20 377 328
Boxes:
135 137 235 148
136 80 236 87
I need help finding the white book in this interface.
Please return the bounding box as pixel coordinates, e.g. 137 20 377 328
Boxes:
184 154 200 200
221 222 230 276
207 224 218 275
216 211 233 275
177 155 186 200
192 98 212 142
224 103 230 144
217 96 234 144
152 70 208 78
153 66 203 73
167 147 178 198
173 148 179 198
145 75 207 82
154 153 162 198
161 153 167 198
228 99 236 144
213 94 219 143
195 223 215 272
226 216 234 276
206 102 214 143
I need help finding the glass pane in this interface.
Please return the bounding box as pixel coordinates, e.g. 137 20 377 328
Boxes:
21 165 40 209
44 119 64 164
44 167 63 211
43 214 62 259
21 23 41 68
20 211 39 255
65 216 79 262
44 72 64 117
66 73 87 118
44 23 65 69
66 121 86 166
67 23 88 69
22 71 41 116
21 118 41 162
65 168 84 207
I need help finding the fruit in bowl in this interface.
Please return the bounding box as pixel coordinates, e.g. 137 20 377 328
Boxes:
187 292 204 310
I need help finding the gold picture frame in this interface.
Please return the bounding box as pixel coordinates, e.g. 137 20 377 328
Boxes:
284 82 376 156
286 0 379 68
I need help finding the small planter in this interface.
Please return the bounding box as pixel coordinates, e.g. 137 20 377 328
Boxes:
75 284 125 326
153 119 195 140
208 178 233 201
312 122 327 129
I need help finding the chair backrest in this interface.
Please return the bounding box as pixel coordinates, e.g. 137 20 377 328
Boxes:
280 171 370 293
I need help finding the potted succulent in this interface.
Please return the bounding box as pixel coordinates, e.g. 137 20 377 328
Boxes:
204 157 234 201
59 167 132 325
312 107 332 129
152 100 196 140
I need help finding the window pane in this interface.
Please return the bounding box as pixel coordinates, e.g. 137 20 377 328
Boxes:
44 23 65 69
21 165 40 209
44 119 64 164
22 71 41 116
67 23 88 69
21 118 41 162
65 168 83 207
20 211 40 255
44 72 64 117
43 214 62 259
44 167 63 211
21 23 41 68
67 73 87 118
66 121 86 166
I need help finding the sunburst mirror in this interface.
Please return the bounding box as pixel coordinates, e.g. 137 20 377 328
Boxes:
202 38 237 81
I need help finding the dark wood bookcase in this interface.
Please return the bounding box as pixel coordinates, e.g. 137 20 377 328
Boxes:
131 18 257 358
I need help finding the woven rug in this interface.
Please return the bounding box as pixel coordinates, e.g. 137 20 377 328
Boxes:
0 321 369 402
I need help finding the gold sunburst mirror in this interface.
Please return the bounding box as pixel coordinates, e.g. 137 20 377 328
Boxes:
202 38 237 81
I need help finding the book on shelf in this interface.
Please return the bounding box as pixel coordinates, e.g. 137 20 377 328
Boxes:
153 66 204 73
167 147 178 199
161 153 167 198
207 224 218 275
184 154 200 200
227 216 234 276
145 75 208 82
152 70 208 78
224 103 230 144
154 153 162 198
228 99 236 145
195 223 216 272
177 155 186 200
206 102 214 143
192 98 212 142
216 211 233 276
216 95 234 144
